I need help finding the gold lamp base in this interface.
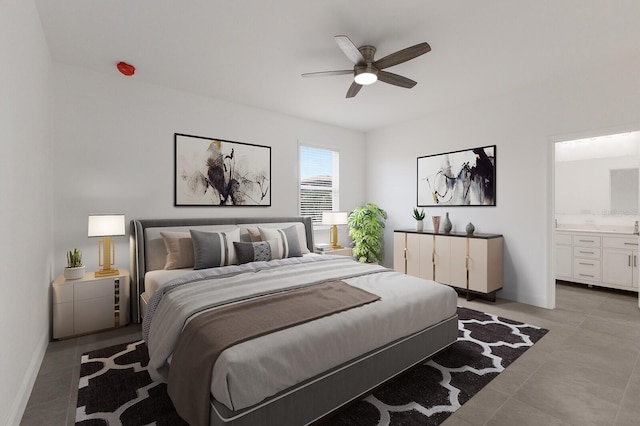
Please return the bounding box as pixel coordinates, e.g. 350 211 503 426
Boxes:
94 236 119 277
95 268 120 277
330 225 343 249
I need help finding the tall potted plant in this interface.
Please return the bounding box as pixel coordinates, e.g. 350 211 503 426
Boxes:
347 203 388 263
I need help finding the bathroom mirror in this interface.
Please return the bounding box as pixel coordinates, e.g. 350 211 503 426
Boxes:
555 131 640 216
610 168 639 215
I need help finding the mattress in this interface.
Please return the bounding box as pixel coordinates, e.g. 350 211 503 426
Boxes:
145 255 457 412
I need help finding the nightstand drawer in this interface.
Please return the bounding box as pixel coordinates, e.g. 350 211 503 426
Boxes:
74 277 116 301
53 283 74 304
74 297 115 334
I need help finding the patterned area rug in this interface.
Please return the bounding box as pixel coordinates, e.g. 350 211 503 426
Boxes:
75 307 547 425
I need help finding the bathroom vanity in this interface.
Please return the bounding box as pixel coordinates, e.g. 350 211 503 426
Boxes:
555 227 639 292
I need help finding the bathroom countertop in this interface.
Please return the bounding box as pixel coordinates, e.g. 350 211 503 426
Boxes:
556 226 638 236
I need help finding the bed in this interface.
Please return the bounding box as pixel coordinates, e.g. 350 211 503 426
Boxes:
130 216 458 426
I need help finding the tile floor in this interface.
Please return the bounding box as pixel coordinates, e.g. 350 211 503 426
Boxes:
20 282 640 426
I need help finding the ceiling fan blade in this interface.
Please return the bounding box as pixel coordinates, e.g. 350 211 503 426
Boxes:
373 42 431 70
301 70 353 78
346 81 362 98
335 35 365 64
377 71 417 88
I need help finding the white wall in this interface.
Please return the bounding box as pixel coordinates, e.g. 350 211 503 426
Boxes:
365 55 640 308
0 0 52 424
52 64 366 277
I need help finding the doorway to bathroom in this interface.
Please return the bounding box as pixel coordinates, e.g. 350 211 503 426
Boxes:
553 130 640 300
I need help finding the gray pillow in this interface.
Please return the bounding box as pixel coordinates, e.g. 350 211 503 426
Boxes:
234 241 272 264
190 229 239 269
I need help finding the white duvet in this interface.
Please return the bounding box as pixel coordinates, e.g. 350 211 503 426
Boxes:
145 255 457 412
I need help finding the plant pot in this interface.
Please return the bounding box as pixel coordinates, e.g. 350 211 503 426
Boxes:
416 220 424 232
64 266 85 280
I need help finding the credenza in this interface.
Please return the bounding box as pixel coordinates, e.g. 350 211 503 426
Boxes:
394 230 503 301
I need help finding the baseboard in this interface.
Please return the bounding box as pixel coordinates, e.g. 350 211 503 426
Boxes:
5 330 48 425
497 289 551 309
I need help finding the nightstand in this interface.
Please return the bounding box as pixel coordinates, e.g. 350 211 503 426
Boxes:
52 270 130 339
316 247 353 257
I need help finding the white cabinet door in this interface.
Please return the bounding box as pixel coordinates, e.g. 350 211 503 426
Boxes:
602 249 634 288
634 253 639 288
555 245 572 279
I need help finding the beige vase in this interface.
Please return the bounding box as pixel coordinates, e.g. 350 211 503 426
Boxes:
432 216 441 233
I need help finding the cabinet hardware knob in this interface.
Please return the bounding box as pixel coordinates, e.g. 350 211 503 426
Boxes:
578 262 594 266
579 274 594 278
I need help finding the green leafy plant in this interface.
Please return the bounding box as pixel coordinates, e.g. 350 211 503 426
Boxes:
412 207 425 221
66 248 83 268
347 203 388 263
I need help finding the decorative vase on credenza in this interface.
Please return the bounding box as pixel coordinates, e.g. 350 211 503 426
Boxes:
443 212 452 233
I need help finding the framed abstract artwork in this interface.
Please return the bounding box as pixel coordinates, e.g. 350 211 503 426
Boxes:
174 133 271 206
417 145 496 207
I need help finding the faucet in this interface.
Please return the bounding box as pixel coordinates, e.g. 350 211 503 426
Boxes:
635 221 638 235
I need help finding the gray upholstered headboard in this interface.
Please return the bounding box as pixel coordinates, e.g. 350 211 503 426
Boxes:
129 216 314 322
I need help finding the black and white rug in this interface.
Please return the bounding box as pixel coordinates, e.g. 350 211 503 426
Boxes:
76 307 547 425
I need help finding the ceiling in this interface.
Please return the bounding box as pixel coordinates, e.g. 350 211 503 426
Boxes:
34 0 640 133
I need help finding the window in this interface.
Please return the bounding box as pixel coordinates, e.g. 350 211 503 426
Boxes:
299 145 340 223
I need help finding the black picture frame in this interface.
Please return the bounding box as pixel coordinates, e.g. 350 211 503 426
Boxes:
417 145 496 207
174 133 271 206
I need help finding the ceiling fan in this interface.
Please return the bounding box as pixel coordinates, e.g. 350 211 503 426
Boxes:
302 35 431 98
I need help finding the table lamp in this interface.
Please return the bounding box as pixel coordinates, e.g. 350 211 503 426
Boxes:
322 211 348 249
88 214 125 277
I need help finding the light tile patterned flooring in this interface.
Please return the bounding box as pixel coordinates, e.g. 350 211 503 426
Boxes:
20 282 640 426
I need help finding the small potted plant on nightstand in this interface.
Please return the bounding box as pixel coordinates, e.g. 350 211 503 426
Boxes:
64 248 85 280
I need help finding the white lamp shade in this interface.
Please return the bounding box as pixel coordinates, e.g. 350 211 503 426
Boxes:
88 214 126 237
322 211 348 226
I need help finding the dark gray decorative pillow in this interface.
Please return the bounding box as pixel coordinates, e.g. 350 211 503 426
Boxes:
258 226 302 259
234 241 272 264
190 228 239 270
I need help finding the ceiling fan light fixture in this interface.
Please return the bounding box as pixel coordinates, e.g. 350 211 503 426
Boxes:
354 65 378 85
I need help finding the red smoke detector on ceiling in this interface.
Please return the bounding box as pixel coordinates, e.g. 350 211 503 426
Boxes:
117 62 135 76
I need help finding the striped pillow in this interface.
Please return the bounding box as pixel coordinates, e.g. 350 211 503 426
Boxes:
258 226 302 259
190 228 240 269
